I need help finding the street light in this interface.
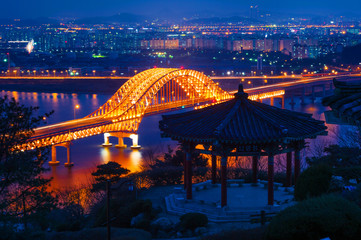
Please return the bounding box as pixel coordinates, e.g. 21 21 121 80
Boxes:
74 104 80 119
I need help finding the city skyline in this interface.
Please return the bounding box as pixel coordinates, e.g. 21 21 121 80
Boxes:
1 0 361 19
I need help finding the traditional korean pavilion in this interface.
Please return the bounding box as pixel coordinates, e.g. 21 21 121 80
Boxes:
160 84 327 207
323 78 361 126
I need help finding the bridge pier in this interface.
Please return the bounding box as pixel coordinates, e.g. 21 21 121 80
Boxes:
130 134 141 149
301 87 306 106
102 133 113 147
49 145 60 166
49 142 73 167
311 86 315 103
115 137 127 148
64 143 74 167
289 95 295 108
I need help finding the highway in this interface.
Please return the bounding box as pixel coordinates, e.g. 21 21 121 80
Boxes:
33 116 112 140
237 74 360 94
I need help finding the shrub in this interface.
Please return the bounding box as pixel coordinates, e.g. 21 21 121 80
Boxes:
266 195 361 240
343 183 361 208
93 199 155 228
129 199 154 219
334 166 361 182
202 226 266 240
93 199 124 227
146 166 183 186
294 164 332 201
134 219 151 231
55 221 82 232
179 213 208 231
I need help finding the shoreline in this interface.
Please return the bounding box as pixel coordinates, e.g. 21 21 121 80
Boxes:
0 78 129 94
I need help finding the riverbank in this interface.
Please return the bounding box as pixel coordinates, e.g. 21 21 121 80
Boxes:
0 78 128 94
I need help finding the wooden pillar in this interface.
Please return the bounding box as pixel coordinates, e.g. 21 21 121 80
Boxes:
270 97 274 106
252 156 259 184
186 152 192 200
286 152 292 187
268 154 274 206
183 152 187 190
294 149 301 184
281 96 285 109
221 157 227 207
211 154 217 184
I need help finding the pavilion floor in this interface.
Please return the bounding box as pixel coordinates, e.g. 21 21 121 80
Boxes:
165 182 295 222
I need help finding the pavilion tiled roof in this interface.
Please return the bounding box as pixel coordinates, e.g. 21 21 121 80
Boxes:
160 85 327 145
322 78 361 125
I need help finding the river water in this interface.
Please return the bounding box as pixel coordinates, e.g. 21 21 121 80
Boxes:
0 89 356 189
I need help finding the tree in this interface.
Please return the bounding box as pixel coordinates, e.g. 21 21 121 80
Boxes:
91 161 129 240
306 145 361 168
294 164 333 201
0 96 55 230
163 144 208 167
91 161 130 191
143 145 209 186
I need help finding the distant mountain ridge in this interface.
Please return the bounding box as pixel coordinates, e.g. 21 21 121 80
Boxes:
184 16 266 25
0 17 59 26
75 13 147 24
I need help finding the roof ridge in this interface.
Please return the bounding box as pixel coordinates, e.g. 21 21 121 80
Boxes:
213 99 241 136
247 102 290 133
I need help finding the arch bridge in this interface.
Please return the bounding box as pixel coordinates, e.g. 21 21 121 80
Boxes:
21 68 232 164
20 68 285 165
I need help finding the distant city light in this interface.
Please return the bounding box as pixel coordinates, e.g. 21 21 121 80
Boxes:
26 40 34 54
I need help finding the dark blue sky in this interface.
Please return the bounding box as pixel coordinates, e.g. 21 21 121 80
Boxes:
2 0 361 19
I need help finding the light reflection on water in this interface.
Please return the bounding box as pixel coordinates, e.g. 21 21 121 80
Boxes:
0 90 356 189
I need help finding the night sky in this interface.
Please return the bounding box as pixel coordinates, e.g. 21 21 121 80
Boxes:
1 0 361 19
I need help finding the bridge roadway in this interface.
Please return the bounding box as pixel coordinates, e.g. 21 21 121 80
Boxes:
230 74 359 95
29 73 359 143
33 116 111 141
0 75 298 80
31 99 210 141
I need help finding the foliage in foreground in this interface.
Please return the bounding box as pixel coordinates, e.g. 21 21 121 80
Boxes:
179 213 208 231
91 161 130 191
0 96 55 231
294 164 332 201
92 199 156 229
266 195 361 240
202 226 266 240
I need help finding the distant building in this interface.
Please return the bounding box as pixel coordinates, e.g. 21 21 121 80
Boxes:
279 39 296 55
255 39 265 51
292 44 308 59
257 56 263 70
